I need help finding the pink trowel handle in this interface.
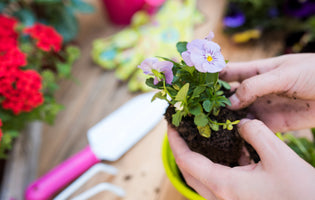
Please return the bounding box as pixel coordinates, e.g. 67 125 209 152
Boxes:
25 146 100 200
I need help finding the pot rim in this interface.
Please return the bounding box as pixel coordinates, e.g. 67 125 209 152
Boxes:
161 134 206 200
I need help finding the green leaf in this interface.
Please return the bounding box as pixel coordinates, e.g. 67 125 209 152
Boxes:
197 125 211 138
167 86 177 96
189 103 202 115
205 72 218 85
71 0 95 13
192 86 205 98
0 112 12 121
202 100 213 112
145 78 163 89
217 96 231 106
41 70 59 93
175 83 189 101
66 45 80 64
227 124 233 130
172 111 183 127
151 91 167 102
176 41 187 54
182 66 195 75
0 3 6 12
218 80 231 90
56 62 72 78
13 9 36 26
209 123 219 131
212 107 220 116
194 113 208 127
215 91 224 96
50 6 78 42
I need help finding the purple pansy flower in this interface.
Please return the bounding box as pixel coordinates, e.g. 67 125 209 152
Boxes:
138 57 174 85
181 37 226 73
285 0 315 18
223 3 245 28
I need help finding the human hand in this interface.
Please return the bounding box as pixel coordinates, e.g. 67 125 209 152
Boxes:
167 119 315 200
219 53 315 132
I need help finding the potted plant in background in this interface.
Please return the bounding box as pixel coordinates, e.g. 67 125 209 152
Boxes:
0 0 94 42
222 0 315 53
0 14 80 158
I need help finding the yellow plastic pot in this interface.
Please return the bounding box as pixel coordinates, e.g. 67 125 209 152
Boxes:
161 135 206 200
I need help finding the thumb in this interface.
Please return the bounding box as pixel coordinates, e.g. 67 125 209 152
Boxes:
228 70 288 110
237 119 285 165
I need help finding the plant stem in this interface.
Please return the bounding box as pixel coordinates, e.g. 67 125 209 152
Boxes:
162 80 172 104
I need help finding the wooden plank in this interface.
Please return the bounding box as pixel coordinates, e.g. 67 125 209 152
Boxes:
0 122 42 200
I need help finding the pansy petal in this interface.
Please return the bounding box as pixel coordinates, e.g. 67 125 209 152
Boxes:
164 68 174 84
159 61 174 84
138 57 159 74
186 39 204 54
205 31 215 41
190 53 205 67
203 41 220 53
154 61 173 71
182 51 194 66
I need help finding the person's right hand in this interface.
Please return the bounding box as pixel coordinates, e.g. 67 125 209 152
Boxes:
168 119 315 200
219 53 315 133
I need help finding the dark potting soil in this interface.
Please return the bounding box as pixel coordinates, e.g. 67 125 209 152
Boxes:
165 105 260 167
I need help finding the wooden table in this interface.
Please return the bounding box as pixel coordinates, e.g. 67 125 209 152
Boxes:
34 0 284 199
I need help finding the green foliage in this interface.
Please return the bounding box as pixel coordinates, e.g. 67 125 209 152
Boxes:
277 132 315 167
176 41 188 54
144 41 240 138
197 124 211 138
0 130 18 159
2 0 94 42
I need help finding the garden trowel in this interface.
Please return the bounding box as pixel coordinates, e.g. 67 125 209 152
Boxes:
25 92 168 200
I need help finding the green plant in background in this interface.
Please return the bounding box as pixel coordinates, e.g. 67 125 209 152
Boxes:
277 130 315 167
0 0 94 42
223 0 315 53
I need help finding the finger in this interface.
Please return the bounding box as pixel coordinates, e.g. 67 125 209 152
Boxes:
180 169 217 200
228 69 290 110
237 119 285 166
250 95 315 132
167 126 231 195
219 56 285 82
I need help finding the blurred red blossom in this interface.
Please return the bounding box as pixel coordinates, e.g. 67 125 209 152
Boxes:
24 23 63 52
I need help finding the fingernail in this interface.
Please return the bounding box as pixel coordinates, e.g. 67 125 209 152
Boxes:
228 94 240 109
237 118 251 128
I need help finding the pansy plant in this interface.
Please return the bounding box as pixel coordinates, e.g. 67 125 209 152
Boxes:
138 32 239 138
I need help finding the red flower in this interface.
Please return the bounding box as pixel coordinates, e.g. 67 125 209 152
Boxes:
0 47 27 68
0 15 17 38
24 23 63 52
1 70 44 115
0 14 44 115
